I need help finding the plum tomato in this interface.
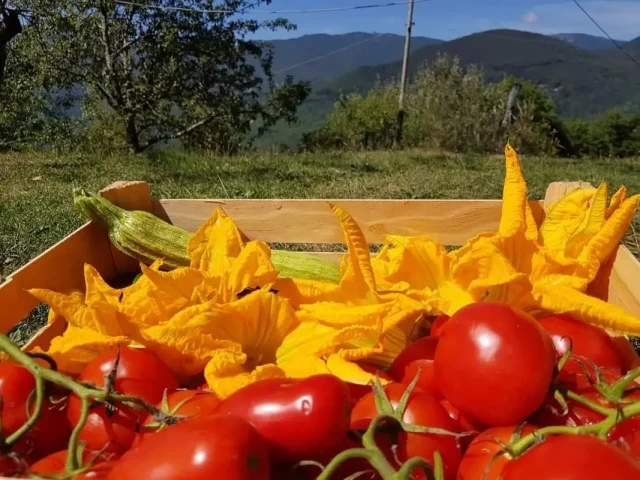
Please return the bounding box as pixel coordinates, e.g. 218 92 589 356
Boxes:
538 313 624 375
29 449 119 474
434 302 556 426
345 364 393 408
0 363 71 463
457 424 538 480
215 375 351 465
388 336 440 398
501 434 640 479
106 414 270 480
350 382 462 480
135 389 220 445
430 314 450 337
67 347 180 453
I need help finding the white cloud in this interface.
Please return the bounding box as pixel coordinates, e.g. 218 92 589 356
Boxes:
512 1 640 40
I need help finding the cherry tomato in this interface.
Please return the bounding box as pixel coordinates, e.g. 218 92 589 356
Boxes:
351 383 462 480
388 336 440 398
345 364 393 408
215 375 350 464
434 302 556 426
135 389 221 445
0 363 71 463
501 434 640 479
430 314 450 337
29 449 119 474
609 416 640 460
539 313 624 375
67 347 179 453
457 424 538 480
106 414 270 480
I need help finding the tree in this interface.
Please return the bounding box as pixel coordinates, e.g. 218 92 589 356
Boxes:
0 2 22 89
14 0 310 152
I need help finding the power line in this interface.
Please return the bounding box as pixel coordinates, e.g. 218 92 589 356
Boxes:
274 34 382 74
571 0 640 69
115 0 432 15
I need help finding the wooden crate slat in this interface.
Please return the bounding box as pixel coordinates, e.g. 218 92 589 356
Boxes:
155 198 547 245
609 247 640 318
0 222 116 334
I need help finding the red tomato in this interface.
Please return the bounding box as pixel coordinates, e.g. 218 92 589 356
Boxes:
555 366 622 394
501 434 640 479
215 375 350 464
388 336 440 398
457 424 538 480
135 389 220 445
434 302 556 426
539 313 624 375
72 462 116 479
351 383 462 480
29 449 119 474
611 336 640 372
0 363 71 463
67 347 180 453
106 414 270 480
430 314 450 337
439 399 484 433
609 416 640 460
345 364 393 408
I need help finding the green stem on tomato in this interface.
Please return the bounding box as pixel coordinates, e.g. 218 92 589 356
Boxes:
361 415 402 479
393 456 435 480
565 390 613 417
606 366 640 402
1 334 46 447
315 448 375 480
66 396 90 473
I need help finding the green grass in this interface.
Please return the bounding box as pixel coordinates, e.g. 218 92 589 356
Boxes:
2 149 640 343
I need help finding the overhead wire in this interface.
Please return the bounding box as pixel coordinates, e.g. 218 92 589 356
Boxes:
115 0 432 15
570 0 640 69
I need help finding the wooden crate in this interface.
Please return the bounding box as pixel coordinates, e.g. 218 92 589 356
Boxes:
2 179 640 357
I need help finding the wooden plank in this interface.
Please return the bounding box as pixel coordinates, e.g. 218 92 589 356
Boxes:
0 222 116 335
99 181 154 274
156 198 547 245
609 246 640 318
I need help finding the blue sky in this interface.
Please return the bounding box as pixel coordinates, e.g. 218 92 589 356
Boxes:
251 1 640 41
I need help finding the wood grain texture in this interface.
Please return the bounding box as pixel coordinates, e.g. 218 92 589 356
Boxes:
0 222 115 334
100 181 154 273
156 198 547 245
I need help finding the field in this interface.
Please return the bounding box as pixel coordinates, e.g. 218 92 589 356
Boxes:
2 149 640 344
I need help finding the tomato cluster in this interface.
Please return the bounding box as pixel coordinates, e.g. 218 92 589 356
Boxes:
3 302 640 479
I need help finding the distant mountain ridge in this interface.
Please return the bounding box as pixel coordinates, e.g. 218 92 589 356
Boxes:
265 32 442 82
257 29 640 147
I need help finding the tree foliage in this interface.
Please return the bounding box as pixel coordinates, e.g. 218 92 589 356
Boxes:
11 0 310 153
303 55 562 156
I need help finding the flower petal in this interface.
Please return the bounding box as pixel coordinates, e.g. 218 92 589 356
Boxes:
533 283 640 335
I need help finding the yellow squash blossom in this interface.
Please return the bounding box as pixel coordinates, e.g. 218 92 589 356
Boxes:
276 204 425 385
469 145 640 333
29 208 298 398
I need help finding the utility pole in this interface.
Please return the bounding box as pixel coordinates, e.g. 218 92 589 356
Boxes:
394 0 414 148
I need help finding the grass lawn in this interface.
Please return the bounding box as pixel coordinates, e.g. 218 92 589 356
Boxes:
2 149 640 343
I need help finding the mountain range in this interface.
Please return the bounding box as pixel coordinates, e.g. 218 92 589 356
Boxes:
257 30 640 147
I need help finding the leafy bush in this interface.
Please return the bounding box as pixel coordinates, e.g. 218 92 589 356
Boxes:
565 108 640 158
303 54 562 156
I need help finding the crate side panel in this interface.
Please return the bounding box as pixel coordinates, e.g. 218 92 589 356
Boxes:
157 198 545 245
0 222 115 334
609 246 640 318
